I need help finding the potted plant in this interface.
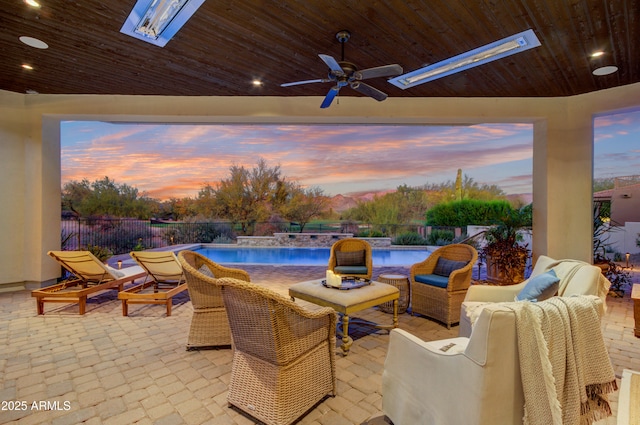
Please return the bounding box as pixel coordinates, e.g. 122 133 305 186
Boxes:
482 206 531 285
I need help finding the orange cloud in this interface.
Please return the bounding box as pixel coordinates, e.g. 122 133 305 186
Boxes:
60 122 542 199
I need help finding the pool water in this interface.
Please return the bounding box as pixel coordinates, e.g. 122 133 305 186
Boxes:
194 246 430 266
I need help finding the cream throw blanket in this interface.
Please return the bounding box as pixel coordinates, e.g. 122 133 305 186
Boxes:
503 296 616 425
540 259 611 309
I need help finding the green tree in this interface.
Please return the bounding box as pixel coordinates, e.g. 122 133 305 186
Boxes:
214 158 283 235
195 184 218 218
422 173 506 205
62 176 157 219
593 177 615 193
342 185 429 235
62 178 92 216
280 185 330 232
158 197 197 220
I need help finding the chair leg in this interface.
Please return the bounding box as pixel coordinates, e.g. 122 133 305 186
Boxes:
122 300 129 316
79 296 87 315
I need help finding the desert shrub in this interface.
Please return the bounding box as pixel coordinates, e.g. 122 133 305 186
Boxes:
427 229 455 245
82 244 113 262
393 232 427 245
357 229 385 237
426 199 518 226
163 220 235 244
254 215 288 236
80 220 151 254
340 221 360 234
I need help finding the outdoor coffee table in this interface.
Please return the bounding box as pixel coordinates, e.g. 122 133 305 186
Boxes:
289 279 399 355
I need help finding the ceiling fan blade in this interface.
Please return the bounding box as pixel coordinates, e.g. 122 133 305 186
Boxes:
281 78 331 87
355 64 403 80
320 86 340 108
350 81 388 102
318 54 344 74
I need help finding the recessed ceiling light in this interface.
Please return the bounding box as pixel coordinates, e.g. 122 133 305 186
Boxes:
252 80 263 86
19 36 48 49
24 0 41 7
21 64 34 70
590 51 605 58
593 66 618 76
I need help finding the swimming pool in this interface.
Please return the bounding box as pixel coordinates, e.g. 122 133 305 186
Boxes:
193 246 430 266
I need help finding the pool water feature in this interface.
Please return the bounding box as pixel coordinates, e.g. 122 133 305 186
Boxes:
194 246 430 266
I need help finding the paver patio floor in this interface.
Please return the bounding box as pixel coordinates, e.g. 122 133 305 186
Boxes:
1 264 638 424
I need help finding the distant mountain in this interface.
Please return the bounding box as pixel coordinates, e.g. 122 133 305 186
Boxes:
506 193 533 205
328 194 357 213
328 189 396 213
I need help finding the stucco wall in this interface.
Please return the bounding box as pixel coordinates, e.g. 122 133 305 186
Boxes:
2 84 640 289
0 92 28 288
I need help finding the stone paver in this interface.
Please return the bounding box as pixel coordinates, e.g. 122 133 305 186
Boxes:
0 264 637 424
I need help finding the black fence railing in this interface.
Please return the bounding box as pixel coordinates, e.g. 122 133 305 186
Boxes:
61 218 464 255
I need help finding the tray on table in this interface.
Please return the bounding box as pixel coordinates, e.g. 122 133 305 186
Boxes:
321 277 371 290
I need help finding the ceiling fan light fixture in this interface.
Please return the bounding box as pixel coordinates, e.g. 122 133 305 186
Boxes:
120 0 205 47
389 29 541 89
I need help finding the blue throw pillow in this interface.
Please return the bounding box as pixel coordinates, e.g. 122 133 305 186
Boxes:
433 257 468 277
515 269 560 302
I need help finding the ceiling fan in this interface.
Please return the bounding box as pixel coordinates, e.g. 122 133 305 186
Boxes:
281 30 403 108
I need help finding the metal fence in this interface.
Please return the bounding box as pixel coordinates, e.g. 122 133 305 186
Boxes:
61 218 461 255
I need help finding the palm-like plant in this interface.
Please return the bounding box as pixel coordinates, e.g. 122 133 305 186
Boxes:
482 207 531 284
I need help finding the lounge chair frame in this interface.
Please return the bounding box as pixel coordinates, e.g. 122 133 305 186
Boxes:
32 250 145 315
118 251 188 316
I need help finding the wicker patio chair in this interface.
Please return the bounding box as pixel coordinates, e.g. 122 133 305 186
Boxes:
327 238 372 279
177 250 250 350
218 277 337 425
410 243 478 328
218 278 336 425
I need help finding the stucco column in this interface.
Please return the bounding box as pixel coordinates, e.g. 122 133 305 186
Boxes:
532 107 594 262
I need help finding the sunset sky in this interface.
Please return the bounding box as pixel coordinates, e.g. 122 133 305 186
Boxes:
60 109 640 201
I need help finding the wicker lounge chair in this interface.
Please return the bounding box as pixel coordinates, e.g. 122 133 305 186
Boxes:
32 250 145 315
327 238 373 279
410 243 478 328
118 251 188 317
218 277 337 425
177 250 250 350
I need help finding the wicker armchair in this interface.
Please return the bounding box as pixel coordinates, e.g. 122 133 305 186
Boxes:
410 244 478 328
218 277 337 425
327 238 373 279
177 250 250 350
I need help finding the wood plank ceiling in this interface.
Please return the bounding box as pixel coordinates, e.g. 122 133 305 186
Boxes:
1 0 638 99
